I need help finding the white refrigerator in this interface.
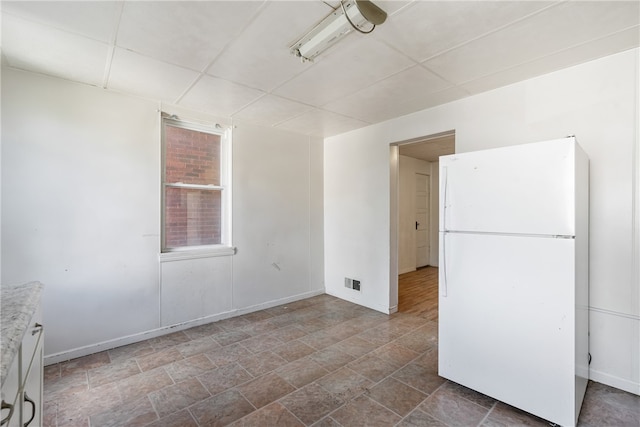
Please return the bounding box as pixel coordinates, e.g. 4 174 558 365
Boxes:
438 136 589 427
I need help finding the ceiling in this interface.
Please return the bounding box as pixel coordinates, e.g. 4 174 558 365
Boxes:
1 1 638 138
398 132 455 162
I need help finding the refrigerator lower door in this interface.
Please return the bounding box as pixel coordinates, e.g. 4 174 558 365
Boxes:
439 232 581 427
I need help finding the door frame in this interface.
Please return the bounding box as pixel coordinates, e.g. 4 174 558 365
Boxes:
389 130 455 313
415 172 430 268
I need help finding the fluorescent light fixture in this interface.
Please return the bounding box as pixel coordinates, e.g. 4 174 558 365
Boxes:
290 0 387 62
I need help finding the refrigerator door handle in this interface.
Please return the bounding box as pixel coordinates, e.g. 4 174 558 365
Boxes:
442 166 449 297
442 232 448 297
443 166 448 232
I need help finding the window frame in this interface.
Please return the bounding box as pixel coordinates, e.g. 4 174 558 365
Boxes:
160 116 232 256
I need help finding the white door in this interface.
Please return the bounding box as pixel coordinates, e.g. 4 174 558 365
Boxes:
416 173 429 267
440 137 579 235
439 232 577 426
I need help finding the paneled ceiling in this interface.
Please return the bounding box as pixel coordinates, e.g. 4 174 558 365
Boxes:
2 1 638 138
399 132 455 162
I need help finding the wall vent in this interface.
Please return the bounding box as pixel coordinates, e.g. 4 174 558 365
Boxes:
345 278 361 291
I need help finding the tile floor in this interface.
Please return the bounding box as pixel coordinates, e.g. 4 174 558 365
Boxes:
43 294 640 427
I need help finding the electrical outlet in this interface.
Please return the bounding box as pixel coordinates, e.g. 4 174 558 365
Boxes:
344 278 353 289
352 280 361 291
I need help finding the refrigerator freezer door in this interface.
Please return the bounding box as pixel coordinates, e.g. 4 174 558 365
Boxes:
440 137 577 236
439 232 579 427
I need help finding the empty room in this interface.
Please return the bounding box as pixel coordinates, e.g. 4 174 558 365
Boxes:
1 1 639 426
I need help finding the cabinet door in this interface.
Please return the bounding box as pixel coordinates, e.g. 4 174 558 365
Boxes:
20 306 42 387
1 357 20 427
20 306 43 427
7 397 21 427
21 346 43 427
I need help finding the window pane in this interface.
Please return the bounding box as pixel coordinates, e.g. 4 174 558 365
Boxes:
165 124 221 185
165 188 221 248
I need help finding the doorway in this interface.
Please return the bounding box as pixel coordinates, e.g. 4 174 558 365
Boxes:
391 131 455 314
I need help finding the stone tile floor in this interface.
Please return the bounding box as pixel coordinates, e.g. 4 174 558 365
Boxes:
43 294 640 426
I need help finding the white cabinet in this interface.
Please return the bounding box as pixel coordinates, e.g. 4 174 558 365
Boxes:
1 305 43 427
1 358 20 427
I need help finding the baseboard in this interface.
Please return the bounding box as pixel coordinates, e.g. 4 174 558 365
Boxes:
233 289 324 316
590 369 640 396
325 289 393 315
44 310 238 365
588 306 639 396
398 267 416 275
44 288 325 365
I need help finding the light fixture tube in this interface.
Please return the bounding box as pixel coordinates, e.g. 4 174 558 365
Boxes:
290 0 387 62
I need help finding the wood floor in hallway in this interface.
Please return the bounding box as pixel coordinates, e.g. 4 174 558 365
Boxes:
398 266 438 320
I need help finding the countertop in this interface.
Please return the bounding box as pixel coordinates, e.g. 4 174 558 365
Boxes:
1 282 44 385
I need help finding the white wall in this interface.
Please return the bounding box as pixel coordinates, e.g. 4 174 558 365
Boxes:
0 66 3 281
231 123 324 309
325 48 639 394
1 68 324 362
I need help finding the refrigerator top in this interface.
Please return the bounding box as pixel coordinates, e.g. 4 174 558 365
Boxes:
439 136 588 236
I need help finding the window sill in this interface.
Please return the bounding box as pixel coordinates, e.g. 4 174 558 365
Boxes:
159 246 236 263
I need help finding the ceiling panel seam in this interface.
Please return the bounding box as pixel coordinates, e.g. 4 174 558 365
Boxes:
173 0 270 105
417 0 567 64
456 24 640 89
101 1 125 89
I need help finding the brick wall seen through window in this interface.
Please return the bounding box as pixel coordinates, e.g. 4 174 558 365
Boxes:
163 123 222 249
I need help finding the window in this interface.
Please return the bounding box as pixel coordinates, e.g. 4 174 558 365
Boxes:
161 117 231 252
